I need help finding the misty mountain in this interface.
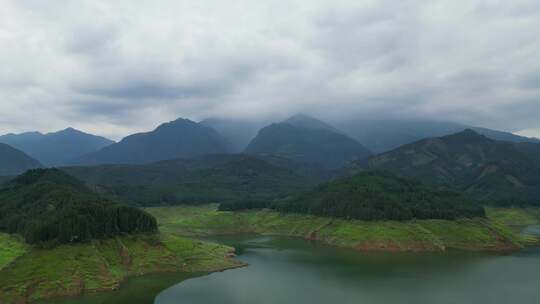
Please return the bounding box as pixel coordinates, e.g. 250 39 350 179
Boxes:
283 114 343 133
245 115 371 169
333 119 540 153
63 154 323 206
348 129 540 206
0 143 42 176
0 128 114 166
200 118 268 152
74 118 232 165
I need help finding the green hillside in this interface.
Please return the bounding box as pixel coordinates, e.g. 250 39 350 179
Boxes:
0 169 157 245
63 154 324 207
349 130 540 206
272 171 484 220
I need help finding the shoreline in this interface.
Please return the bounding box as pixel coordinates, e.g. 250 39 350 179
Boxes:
2 206 538 303
148 205 526 254
0 233 246 304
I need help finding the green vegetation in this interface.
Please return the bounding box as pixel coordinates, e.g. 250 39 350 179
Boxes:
485 208 540 245
0 169 156 244
147 205 522 252
486 207 540 226
64 154 323 206
350 129 540 206
271 171 485 220
0 233 243 303
0 233 27 270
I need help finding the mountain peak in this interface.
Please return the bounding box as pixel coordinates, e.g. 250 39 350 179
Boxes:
449 128 489 140
56 127 81 135
283 114 339 132
75 117 231 165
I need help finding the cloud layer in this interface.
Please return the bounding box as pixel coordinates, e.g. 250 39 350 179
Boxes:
1 0 539 139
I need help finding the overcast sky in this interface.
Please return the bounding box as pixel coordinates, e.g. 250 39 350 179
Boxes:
1 0 539 140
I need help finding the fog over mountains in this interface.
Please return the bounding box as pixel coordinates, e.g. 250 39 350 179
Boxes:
1 114 538 172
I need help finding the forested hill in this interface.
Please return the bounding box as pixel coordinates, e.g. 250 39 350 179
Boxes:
0 143 42 176
63 154 326 206
245 115 371 169
0 169 157 245
348 129 540 206
272 171 485 220
73 118 231 165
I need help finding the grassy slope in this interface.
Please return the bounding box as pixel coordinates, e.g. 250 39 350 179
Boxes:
0 233 243 303
0 234 27 271
486 207 540 244
147 205 523 252
486 207 540 226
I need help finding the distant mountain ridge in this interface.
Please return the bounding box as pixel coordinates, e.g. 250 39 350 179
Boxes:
333 119 540 153
74 118 232 166
245 115 371 169
348 129 540 206
0 143 42 176
0 128 114 166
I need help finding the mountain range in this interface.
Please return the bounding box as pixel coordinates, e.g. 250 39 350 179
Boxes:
74 118 232 165
333 119 540 153
0 143 42 176
245 115 371 169
0 128 114 166
348 129 540 206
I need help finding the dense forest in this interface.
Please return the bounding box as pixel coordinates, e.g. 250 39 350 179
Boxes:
64 154 327 206
0 169 157 245
349 129 540 207
270 171 485 220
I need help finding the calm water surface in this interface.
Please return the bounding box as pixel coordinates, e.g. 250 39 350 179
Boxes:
47 227 540 304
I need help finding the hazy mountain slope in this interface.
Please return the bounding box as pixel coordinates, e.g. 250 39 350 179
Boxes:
0 128 114 166
74 118 231 165
284 114 342 133
63 154 323 206
0 169 156 244
200 118 267 152
245 116 371 169
349 129 540 206
273 171 484 220
334 119 539 153
0 143 42 176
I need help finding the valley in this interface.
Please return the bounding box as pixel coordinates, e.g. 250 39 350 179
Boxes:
1 116 540 304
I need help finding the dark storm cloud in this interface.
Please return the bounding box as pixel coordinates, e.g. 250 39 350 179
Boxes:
0 0 540 139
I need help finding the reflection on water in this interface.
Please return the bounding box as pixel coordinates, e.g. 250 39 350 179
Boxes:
156 236 540 304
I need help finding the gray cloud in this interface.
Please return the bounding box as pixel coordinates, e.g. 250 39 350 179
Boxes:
0 0 539 140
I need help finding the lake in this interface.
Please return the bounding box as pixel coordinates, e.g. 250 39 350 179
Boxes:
46 227 540 304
